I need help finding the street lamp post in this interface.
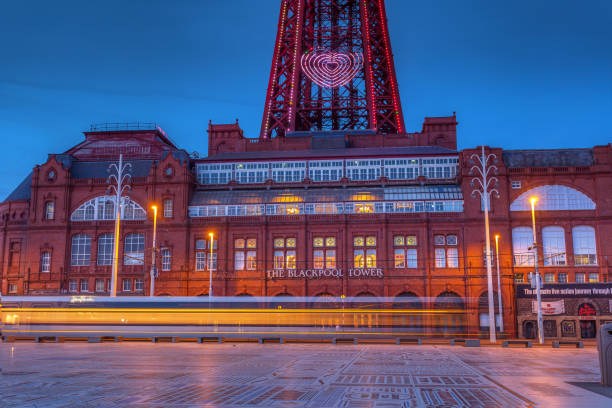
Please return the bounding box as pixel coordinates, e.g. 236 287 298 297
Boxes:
530 197 545 344
208 232 214 297
470 145 500 343
494 234 504 333
150 205 158 297
107 154 132 297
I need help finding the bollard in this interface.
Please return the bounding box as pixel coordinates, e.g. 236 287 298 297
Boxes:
597 323 612 386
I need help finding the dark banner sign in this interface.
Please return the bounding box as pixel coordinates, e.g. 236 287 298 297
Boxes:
516 283 612 299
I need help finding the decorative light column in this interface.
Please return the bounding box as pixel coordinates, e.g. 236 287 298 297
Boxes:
494 234 504 333
107 154 132 297
470 146 499 343
150 205 158 297
208 232 215 297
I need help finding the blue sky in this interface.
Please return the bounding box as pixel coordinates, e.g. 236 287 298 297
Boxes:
1 0 611 198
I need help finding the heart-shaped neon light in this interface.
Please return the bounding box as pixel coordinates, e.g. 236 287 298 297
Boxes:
301 47 363 89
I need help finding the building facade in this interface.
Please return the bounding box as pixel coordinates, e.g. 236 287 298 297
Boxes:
2 119 612 338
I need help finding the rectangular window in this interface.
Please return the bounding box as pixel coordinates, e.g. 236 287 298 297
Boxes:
366 249 376 268
196 252 207 271
353 236 364 246
161 248 171 271
97 234 114 266
435 248 446 268
122 279 131 291
544 273 555 283
234 251 245 270
80 279 88 292
588 273 599 283
354 249 364 268
163 199 173 218
45 201 55 220
325 249 336 269
394 249 405 268
558 273 568 283
314 250 324 269
511 180 521 189
95 279 105 292
71 234 91 266
246 251 257 270
434 235 445 246
286 250 296 269
406 249 418 268
124 233 145 265
446 248 458 268
514 273 524 283
573 226 597 265
575 273 585 283
134 279 144 291
41 251 51 272
274 250 284 269
8 242 21 267
208 252 217 271
446 235 458 246
394 236 405 246
366 236 376 246
8 283 18 293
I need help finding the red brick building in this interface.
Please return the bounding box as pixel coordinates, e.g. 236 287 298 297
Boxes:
2 118 612 338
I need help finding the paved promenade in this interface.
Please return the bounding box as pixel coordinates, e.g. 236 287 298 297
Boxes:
1 342 609 407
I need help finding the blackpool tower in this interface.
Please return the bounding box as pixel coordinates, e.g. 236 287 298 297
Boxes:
260 0 405 139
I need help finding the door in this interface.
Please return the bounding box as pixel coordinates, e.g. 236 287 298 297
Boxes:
524 321 536 339
580 320 596 339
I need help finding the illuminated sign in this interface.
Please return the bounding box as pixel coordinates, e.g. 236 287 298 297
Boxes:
301 47 363 89
578 303 596 316
267 268 383 279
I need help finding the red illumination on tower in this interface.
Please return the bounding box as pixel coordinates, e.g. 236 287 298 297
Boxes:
260 0 405 139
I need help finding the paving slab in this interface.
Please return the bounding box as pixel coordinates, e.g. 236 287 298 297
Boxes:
0 342 609 407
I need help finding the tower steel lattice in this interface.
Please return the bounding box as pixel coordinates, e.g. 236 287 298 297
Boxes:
260 0 405 139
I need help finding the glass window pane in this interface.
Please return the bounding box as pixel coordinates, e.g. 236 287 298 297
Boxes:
353 236 364 247
394 249 405 268
435 248 446 268
394 236 404 246
313 250 324 269
286 238 296 248
286 250 296 269
325 249 336 269
512 227 534 266
124 233 145 265
234 251 245 270
274 250 284 269
354 249 364 268
247 239 257 248
313 237 324 247
434 235 445 246
325 237 336 247
246 251 257 270
406 249 418 268
542 226 566 266
366 236 376 246
446 235 457 246
447 248 458 267
406 236 417 246
274 238 285 248
366 249 376 267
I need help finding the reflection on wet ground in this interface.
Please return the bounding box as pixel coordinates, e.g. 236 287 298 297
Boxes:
1 342 608 407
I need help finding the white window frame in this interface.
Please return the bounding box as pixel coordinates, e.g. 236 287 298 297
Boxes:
542 226 566 266
124 233 145 265
41 251 51 273
97 234 114 266
71 234 91 266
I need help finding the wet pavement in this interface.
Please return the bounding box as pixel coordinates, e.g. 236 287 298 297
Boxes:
0 342 609 407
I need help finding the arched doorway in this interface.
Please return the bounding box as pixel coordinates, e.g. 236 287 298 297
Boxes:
478 291 500 332
393 292 422 331
434 291 465 335
523 321 536 339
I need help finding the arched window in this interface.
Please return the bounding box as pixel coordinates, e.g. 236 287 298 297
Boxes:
124 233 145 265
71 196 146 221
572 226 597 265
512 227 534 266
510 185 595 211
71 234 91 266
542 226 566 266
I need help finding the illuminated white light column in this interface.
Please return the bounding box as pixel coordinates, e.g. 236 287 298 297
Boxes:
470 146 500 343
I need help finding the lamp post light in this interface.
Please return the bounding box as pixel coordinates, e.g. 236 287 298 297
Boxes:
470 145 499 343
529 197 545 345
208 232 214 297
494 234 504 333
150 205 158 297
107 154 132 297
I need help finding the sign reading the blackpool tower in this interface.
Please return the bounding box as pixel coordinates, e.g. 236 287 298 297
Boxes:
267 268 384 280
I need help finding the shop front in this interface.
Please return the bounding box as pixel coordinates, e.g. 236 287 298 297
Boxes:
515 283 612 340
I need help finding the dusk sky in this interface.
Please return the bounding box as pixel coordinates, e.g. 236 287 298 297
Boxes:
1 0 610 199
